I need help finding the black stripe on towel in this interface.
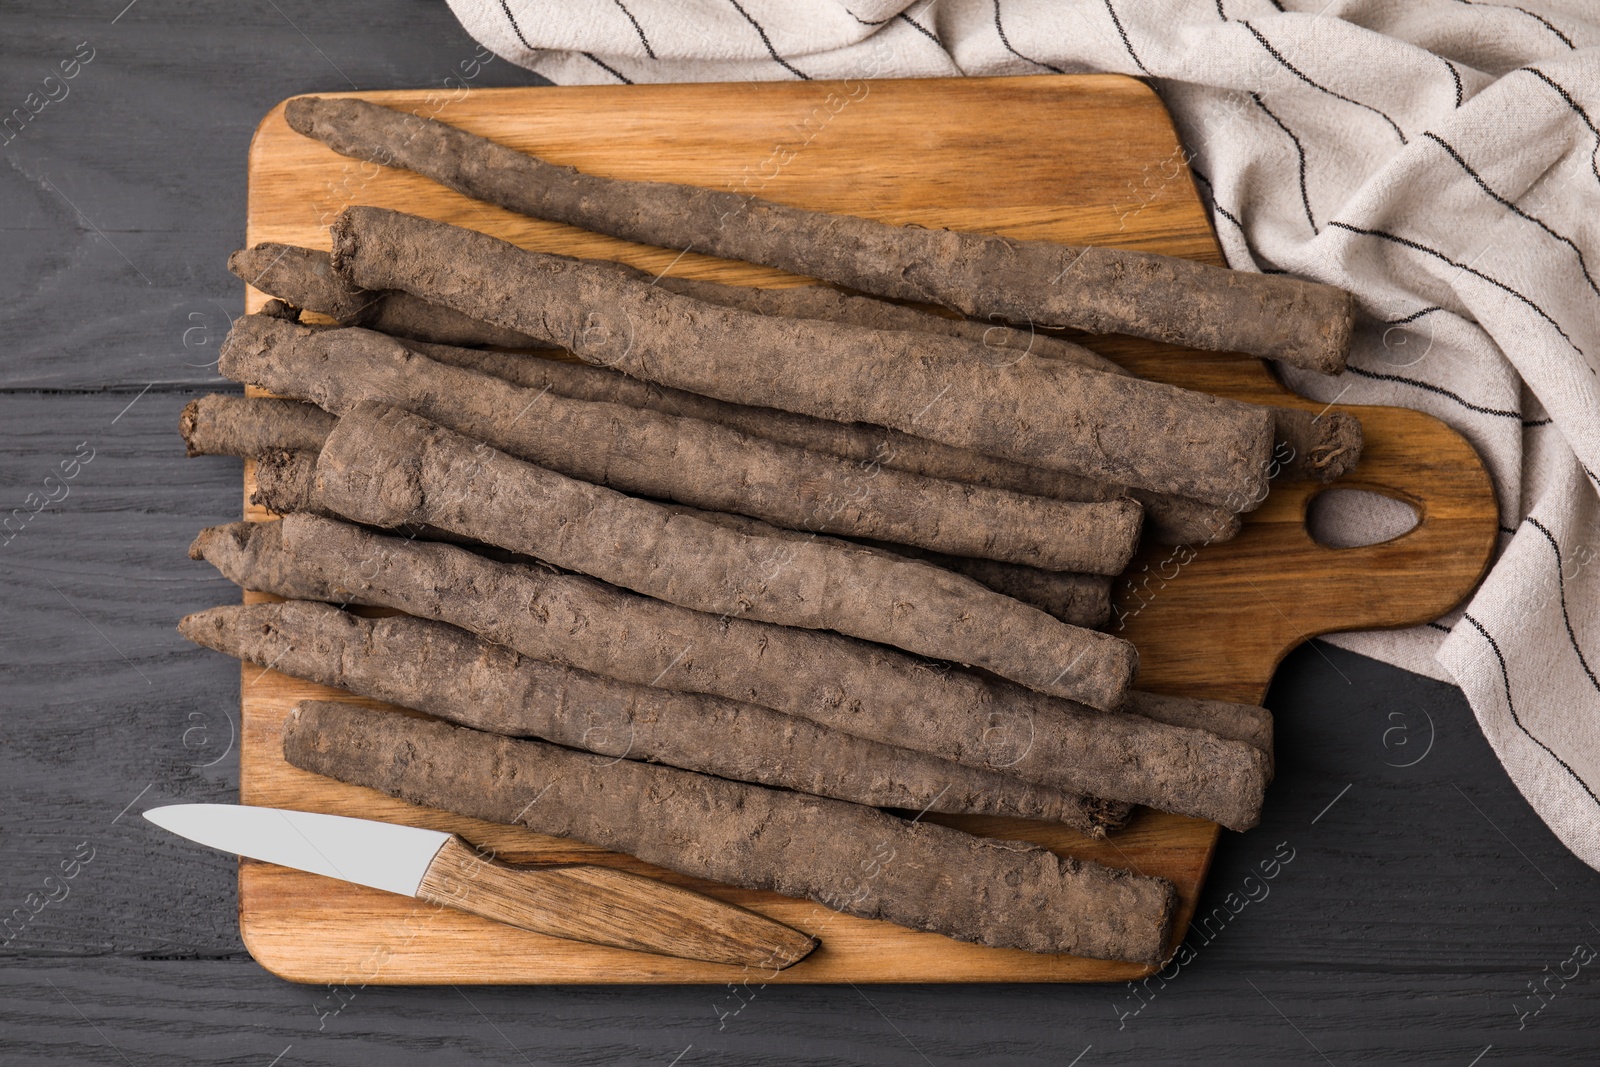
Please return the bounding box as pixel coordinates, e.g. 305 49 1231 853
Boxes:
582 52 634 84
899 11 941 46
1458 1 1575 50
1102 0 1151 75
1345 365 1521 420
1527 517 1600 695
610 0 657 59
1189 167 1247 232
1242 21 1408 144
1464 612 1600 808
498 0 535 49
845 6 895 25
994 0 1067 73
1384 306 1443 325
1524 67 1600 185
1251 92 1316 232
727 0 811 80
1328 221 1587 358
1423 131 1600 299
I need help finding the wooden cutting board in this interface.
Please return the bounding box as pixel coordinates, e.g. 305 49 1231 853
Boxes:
234 75 1496 984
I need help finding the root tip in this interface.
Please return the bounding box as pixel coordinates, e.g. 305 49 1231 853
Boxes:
328 210 359 277
1308 411 1364 481
178 398 202 456
282 96 321 136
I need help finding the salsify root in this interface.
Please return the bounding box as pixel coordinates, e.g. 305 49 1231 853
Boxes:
282 699 1178 963
328 206 1278 510
284 95 1354 370
218 315 1144 575
408 336 1246 540
660 499 1118 631
229 241 1121 371
1122 690 1275 777
180 394 333 458
1270 406 1364 483
230 243 1243 543
189 514 1269 829
252 448 321 516
226 242 535 348
238 242 1355 486
182 599 1129 831
865 544 1112 630
309 402 1139 709
206 424 1115 629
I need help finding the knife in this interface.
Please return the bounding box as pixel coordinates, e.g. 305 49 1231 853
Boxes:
145 803 817 969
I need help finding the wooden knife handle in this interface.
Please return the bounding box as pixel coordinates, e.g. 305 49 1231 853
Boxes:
415 836 817 969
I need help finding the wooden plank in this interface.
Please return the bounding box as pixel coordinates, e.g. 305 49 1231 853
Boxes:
234 75 1497 984
14 954 1600 1066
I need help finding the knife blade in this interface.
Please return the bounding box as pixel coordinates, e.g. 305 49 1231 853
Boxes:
145 803 816 969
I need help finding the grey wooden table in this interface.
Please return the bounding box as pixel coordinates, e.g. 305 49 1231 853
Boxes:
3 4 1598 1064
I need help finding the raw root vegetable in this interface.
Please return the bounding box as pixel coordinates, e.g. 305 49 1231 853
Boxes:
1271 407 1363 483
661 499 1117 631
180 389 1113 628
186 511 1271 794
252 449 321 516
856 542 1111 629
312 402 1139 709
209 430 471 549
193 512 1266 829
285 96 1354 370
180 394 333 458
188 519 342 605
227 242 535 348
282 700 1178 962
408 338 1238 544
181 600 1126 831
232 245 1238 544
189 516 504 602
236 244 1353 488
654 275 1123 371
408 282 1351 486
229 241 1120 371
329 207 1278 510
959 323 1362 486
1124 690 1275 776
219 315 1144 575
213 423 1112 627
1016 344 1361 486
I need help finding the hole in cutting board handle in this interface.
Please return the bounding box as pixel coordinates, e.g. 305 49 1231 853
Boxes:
1306 488 1422 549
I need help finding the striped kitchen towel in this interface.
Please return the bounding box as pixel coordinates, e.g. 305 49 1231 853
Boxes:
446 0 1600 870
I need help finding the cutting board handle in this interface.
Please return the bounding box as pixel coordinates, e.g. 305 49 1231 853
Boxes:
1284 403 1497 638
1118 401 1498 701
